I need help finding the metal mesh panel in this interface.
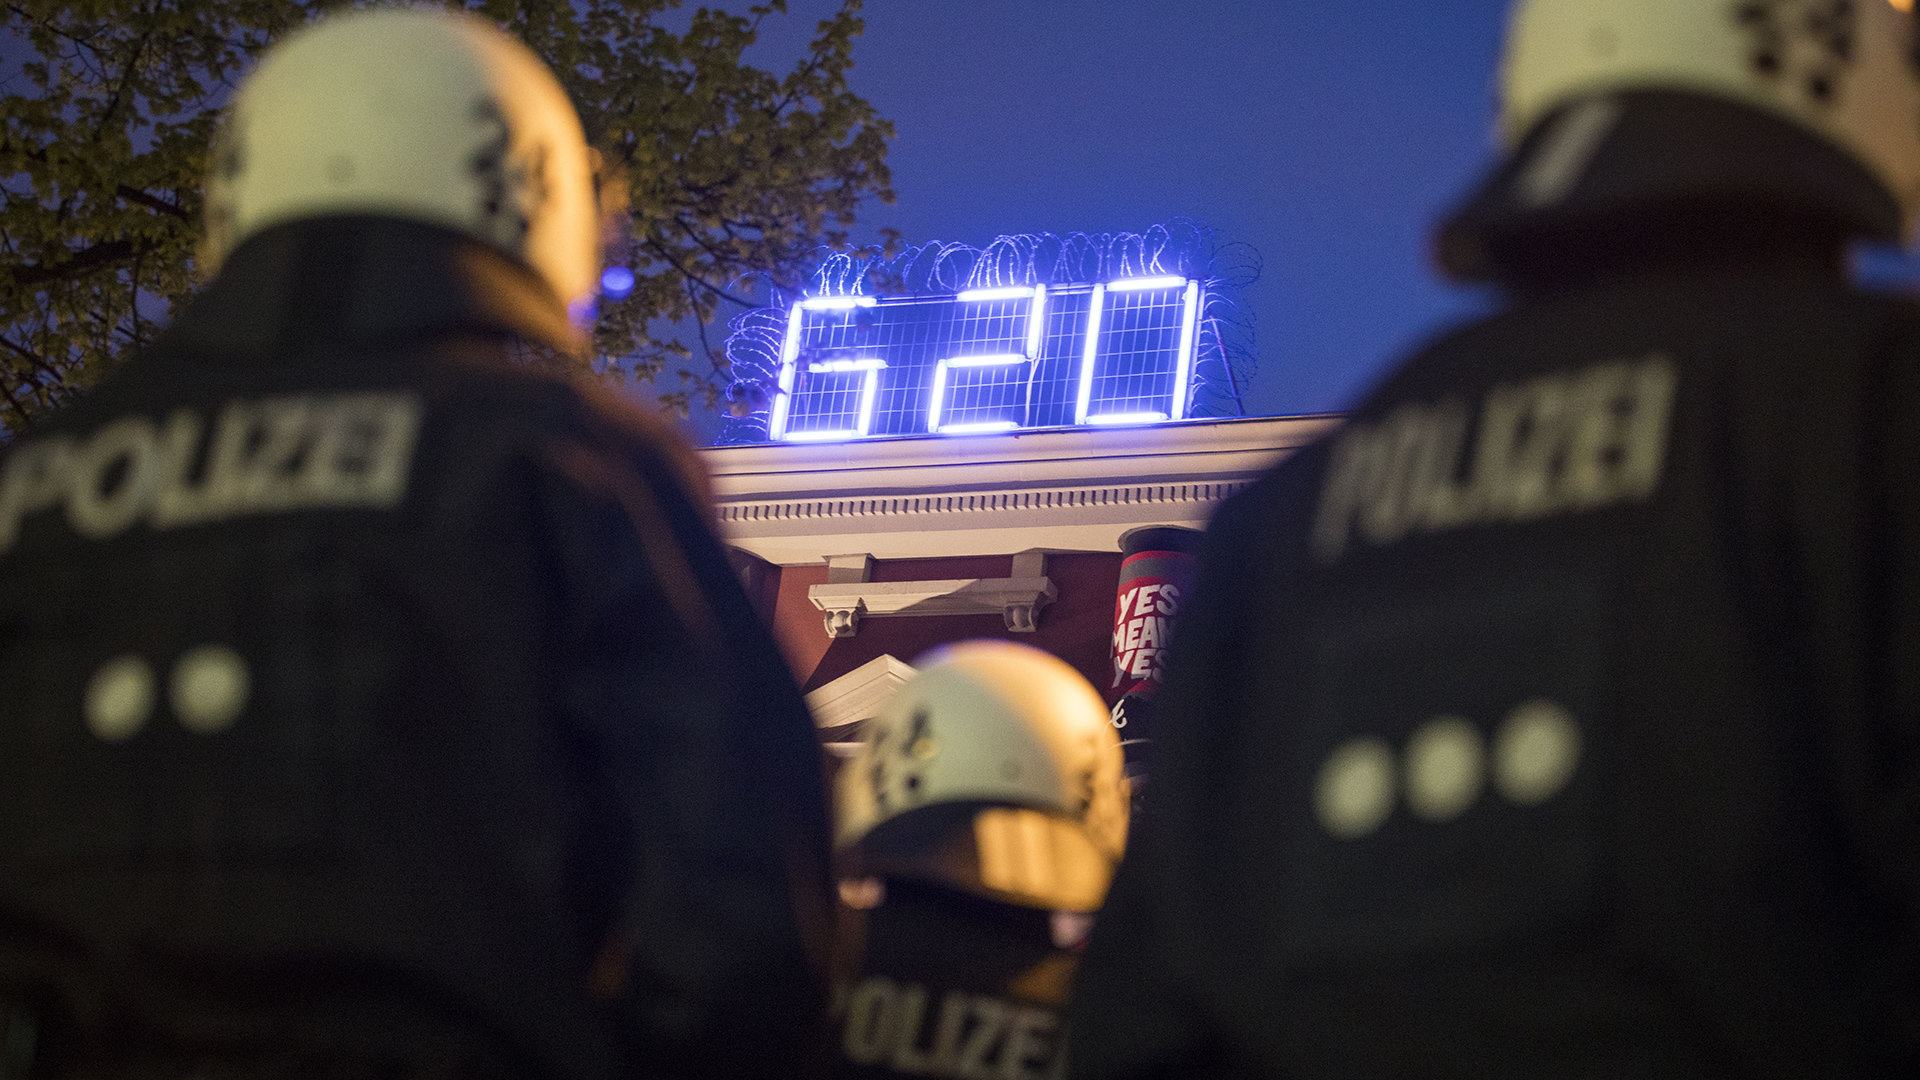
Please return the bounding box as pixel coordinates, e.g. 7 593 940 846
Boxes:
1026 288 1092 429
1084 283 1193 422
783 360 883 440
772 280 1197 441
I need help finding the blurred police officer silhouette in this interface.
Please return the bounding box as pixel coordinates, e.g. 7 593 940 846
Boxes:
0 10 832 1080
1072 1 1920 1077
830 642 1128 1080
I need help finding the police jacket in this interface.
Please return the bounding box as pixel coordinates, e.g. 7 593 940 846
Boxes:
0 218 835 1080
1069 218 1920 1078
832 880 1077 1080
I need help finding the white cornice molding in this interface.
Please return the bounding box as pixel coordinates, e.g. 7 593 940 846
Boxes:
806 653 916 732
809 576 1058 639
701 415 1337 564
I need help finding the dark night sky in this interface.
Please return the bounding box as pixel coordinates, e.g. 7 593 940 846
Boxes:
749 0 1920 422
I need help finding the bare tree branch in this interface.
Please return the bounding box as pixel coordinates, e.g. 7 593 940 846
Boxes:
3 238 141 288
115 185 190 220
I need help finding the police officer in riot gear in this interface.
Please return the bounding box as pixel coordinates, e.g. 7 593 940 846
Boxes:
1073 1 1920 1076
0 10 832 1080
831 641 1129 1080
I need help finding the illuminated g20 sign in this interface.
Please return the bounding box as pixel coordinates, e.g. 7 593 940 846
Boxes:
768 276 1203 442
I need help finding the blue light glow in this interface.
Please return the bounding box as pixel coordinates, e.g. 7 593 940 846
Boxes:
928 360 952 434
944 353 1031 369
716 222 1257 446
811 358 888 374
957 286 1037 303
600 266 636 298
798 295 879 311
1074 284 1106 425
1025 285 1048 360
853 364 883 435
1087 411 1170 425
1107 274 1189 292
767 304 805 439
1172 280 1201 420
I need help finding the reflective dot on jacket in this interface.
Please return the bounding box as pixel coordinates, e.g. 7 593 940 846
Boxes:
1314 737 1395 839
1494 699 1581 806
85 655 156 741
1404 715 1484 822
171 645 251 734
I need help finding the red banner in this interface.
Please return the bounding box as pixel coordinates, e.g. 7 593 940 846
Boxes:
1108 526 1202 708
1108 528 1202 802
1111 557 1187 698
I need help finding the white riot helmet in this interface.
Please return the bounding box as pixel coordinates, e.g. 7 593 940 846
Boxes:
199 8 604 310
835 641 1130 913
1441 0 1920 278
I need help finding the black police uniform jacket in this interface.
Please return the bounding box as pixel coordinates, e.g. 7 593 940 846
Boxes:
0 220 835 1080
831 880 1076 1080
1068 234 1920 1076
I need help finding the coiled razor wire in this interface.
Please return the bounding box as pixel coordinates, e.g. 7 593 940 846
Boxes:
717 219 1259 445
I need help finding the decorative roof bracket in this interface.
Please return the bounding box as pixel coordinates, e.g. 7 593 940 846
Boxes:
807 550 1056 638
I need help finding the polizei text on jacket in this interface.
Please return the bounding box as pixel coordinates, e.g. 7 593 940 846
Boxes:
0 392 422 554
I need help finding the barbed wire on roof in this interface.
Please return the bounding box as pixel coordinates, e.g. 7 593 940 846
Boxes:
717 218 1259 444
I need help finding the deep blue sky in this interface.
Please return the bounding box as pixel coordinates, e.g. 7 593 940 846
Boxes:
747 0 1920 422
756 0 1516 419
